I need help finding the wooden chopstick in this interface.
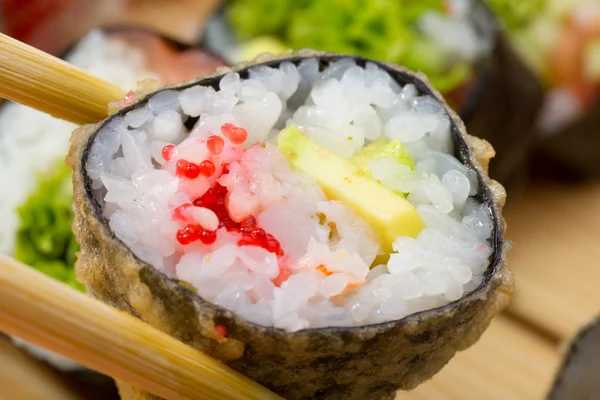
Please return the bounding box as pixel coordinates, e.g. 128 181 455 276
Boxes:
0 254 281 400
0 33 125 125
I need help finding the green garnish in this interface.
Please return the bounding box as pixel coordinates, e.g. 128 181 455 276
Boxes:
226 0 294 40
484 0 546 31
226 0 474 94
14 161 82 291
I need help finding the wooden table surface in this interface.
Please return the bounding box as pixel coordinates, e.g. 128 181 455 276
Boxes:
0 337 84 400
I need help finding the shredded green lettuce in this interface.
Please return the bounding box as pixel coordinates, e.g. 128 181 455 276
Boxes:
226 0 473 94
14 162 83 291
286 0 411 63
226 0 296 39
484 0 546 31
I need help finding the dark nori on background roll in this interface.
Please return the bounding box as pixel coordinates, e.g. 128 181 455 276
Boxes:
67 51 513 400
536 104 600 179
547 315 600 400
423 1 545 196
0 25 229 400
199 1 545 197
482 0 600 181
461 33 544 196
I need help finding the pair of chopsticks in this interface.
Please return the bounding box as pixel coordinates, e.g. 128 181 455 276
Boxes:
0 33 281 400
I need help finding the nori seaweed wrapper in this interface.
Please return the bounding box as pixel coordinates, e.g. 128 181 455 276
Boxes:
547 314 600 400
536 102 600 179
67 50 514 400
199 1 545 198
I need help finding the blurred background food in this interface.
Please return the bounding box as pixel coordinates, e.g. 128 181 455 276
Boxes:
493 0 600 179
203 0 544 193
1 0 600 399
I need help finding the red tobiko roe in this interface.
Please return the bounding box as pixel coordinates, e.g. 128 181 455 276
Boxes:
124 90 134 106
162 144 175 161
199 160 216 177
176 176 284 259
241 215 257 228
221 123 248 145
189 182 284 256
250 228 267 242
176 159 201 179
214 324 227 339
237 227 283 256
195 186 218 207
184 224 202 241
206 135 224 154
176 224 217 246
176 229 192 245
265 238 282 255
200 229 217 245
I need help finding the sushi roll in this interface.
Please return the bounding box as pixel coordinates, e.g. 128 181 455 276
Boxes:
486 0 600 178
547 315 600 400
202 0 544 193
67 51 513 400
0 26 227 396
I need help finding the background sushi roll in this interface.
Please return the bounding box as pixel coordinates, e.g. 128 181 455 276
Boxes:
200 0 545 195
0 25 227 397
0 0 224 56
547 314 600 400
485 0 600 178
68 50 513 399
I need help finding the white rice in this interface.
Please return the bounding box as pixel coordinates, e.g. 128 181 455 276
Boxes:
0 29 156 371
90 58 493 332
418 0 492 63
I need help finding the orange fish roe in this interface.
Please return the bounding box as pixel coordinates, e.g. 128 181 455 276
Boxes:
338 283 362 297
316 264 333 277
